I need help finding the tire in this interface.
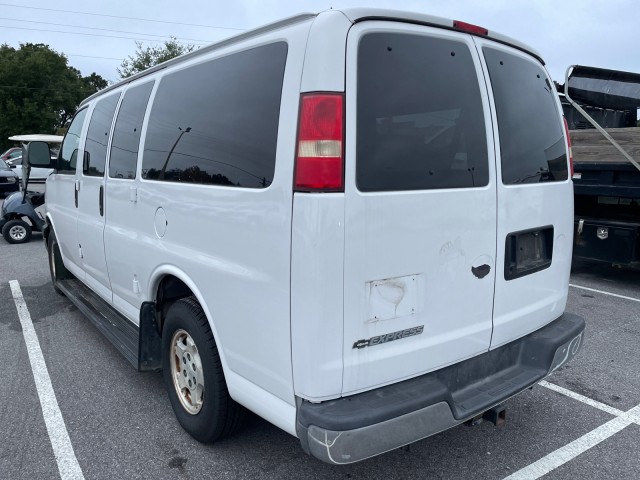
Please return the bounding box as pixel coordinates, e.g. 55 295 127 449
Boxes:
47 231 72 295
162 297 245 443
2 219 32 244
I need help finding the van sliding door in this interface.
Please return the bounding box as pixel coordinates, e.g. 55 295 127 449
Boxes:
76 92 121 301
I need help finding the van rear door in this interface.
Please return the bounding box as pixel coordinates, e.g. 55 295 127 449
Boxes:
475 41 573 349
342 23 498 394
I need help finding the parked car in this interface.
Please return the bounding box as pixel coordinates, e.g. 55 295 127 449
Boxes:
0 159 20 197
0 147 22 161
5 156 56 183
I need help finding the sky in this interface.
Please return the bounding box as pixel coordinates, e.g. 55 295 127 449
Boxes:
1 0 638 85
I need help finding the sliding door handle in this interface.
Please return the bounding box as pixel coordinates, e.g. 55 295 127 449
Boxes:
99 185 104 216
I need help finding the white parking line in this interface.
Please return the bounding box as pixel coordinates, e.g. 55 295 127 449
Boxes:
503 381 640 480
539 380 625 416
570 283 640 303
10 280 85 480
503 411 638 480
505 406 640 480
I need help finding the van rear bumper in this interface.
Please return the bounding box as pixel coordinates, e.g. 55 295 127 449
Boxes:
296 312 585 464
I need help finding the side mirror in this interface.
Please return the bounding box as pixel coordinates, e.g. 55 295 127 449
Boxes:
23 141 55 168
22 141 56 192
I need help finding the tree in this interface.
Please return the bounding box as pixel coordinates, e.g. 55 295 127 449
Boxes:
56 70 110 128
118 37 196 79
0 43 108 150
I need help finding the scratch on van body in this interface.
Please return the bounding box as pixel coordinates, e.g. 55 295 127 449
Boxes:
438 237 466 276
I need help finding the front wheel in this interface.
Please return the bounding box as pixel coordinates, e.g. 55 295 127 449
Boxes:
47 231 72 295
162 297 245 443
2 219 32 244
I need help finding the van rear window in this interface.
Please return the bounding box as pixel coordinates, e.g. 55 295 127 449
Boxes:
142 42 287 188
356 33 489 192
483 48 568 184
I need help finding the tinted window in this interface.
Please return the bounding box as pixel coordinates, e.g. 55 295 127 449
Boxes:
142 42 287 188
84 93 120 177
58 108 88 174
109 81 154 179
357 33 489 192
483 48 568 184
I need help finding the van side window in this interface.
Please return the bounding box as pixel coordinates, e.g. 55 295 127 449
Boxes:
58 108 88 174
84 93 121 177
109 81 154 179
356 33 489 192
142 42 287 188
483 48 568 184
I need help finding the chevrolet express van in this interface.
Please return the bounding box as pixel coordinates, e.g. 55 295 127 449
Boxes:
26 9 585 464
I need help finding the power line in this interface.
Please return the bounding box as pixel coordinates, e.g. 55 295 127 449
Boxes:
0 84 59 91
67 54 122 62
0 24 209 45
0 16 213 43
0 3 245 31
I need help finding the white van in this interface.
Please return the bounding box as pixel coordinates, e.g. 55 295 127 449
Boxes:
27 9 584 464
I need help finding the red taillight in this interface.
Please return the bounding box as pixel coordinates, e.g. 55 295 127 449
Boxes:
294 93 344 192
453 20 489 36
563 117 574 177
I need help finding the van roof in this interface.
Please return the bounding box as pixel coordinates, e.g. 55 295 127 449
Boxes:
81 8 543 106
340 8 543 62
80 12 317 107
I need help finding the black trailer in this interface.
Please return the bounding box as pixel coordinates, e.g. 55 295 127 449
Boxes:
559 66 640 266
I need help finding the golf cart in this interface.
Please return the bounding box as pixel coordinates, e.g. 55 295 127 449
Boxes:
0 142 51 244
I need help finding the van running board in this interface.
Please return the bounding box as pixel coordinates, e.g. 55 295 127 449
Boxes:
58 278 139 368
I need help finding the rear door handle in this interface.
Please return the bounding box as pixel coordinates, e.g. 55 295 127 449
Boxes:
99 185 104 216
74 179 79 208
471 264 491 279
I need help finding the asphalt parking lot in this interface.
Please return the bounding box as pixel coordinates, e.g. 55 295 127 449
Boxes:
1 191 639 479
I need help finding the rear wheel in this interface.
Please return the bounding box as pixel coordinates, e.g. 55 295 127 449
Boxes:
2 219 32 244
162 297 245 442
47 231 72 295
